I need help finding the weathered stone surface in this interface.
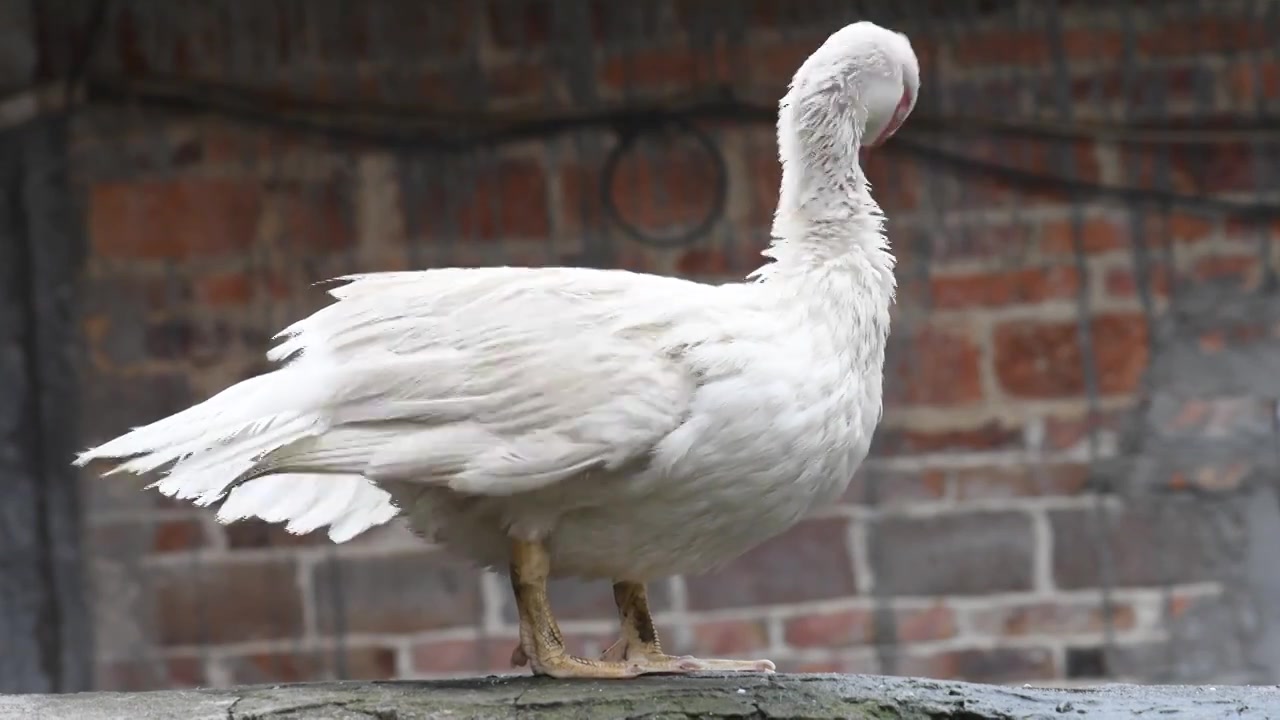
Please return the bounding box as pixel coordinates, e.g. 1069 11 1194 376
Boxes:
4 674 1280 719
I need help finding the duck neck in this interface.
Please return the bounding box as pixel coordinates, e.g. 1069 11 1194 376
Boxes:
751 103 896 304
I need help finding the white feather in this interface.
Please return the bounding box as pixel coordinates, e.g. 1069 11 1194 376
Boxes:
77 22 919 576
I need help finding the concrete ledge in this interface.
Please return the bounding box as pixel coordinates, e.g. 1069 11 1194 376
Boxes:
2 673 1278 719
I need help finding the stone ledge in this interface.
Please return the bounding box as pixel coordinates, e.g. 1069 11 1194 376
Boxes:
3 673 1278 719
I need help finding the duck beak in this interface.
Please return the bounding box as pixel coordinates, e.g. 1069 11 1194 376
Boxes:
866 87 915 147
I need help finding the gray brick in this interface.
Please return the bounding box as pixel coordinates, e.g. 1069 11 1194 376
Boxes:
314 550 482 635
874 512 1035 596
685 519 858 610
1049 503 1217 590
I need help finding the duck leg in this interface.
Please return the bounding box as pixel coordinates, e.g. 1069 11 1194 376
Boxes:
508 539 648 679
505 545 774 677
600 580 777 673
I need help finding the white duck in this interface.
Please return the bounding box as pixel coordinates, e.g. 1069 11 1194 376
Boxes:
77 21 918 679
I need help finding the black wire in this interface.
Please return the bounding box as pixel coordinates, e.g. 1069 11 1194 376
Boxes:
72 75 1280 240
890 137 1280 222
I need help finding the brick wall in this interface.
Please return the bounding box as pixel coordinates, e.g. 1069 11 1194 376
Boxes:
70 0 1280 690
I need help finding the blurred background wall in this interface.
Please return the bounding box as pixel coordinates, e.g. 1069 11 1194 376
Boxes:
3 0 1280 693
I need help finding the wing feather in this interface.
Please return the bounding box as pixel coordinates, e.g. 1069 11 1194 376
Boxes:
81 266 720 542
258 267 703 497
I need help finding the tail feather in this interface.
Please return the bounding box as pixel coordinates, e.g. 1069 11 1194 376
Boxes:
216 474 399 542
75 365 402 542
149 413 323 505
74 370 320 467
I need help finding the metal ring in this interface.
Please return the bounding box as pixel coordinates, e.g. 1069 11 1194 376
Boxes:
600 116 729 249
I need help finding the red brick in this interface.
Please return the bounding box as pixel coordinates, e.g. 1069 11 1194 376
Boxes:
85 273 191 319
745 138 783 229
412 71 469 113
1137 18 1263 58
90 178 262 260
1192 254 1263 289
930 266 1080 310
897 603 957 644
422 158 550 242
1072 65 1198 108
96 656 205 692
411 61 553 112
952 464 1090 501
885 324 984 408
559 161 605 235
874 421 1024 456
484 60 554 109
691 619 769 656
1042 410 1127 452
224 647 397 684
1024 140 1102 184
195 272 252 306
113 6 150 74
487 0 550 50
1126 143 1255 197
1225 216 1280 241
993 314 1149 399
784 604 955 650
145 318 235 366
929 221 1035 265
1227 58 1280 102
1040 218 1127 255
897 647 1056 683
875 512 1035 596
198 125 274 168
274 182 355 252
1159 213 1216 244
957 140 1102 210
844 468 948 507
81 370 192 451
785 608 872 649
487 0 613 52
951 30 1121 69
313 551 481 635
151 518 205 554
684 519 857 610
223 519 325 549
743 39 819 91
192 270 293 308
150 560 304 645
968 601 1137 638
598 45 730 93
1104 264 1172 301
676 249 736 278
412 637 514 674
864 151 920 212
